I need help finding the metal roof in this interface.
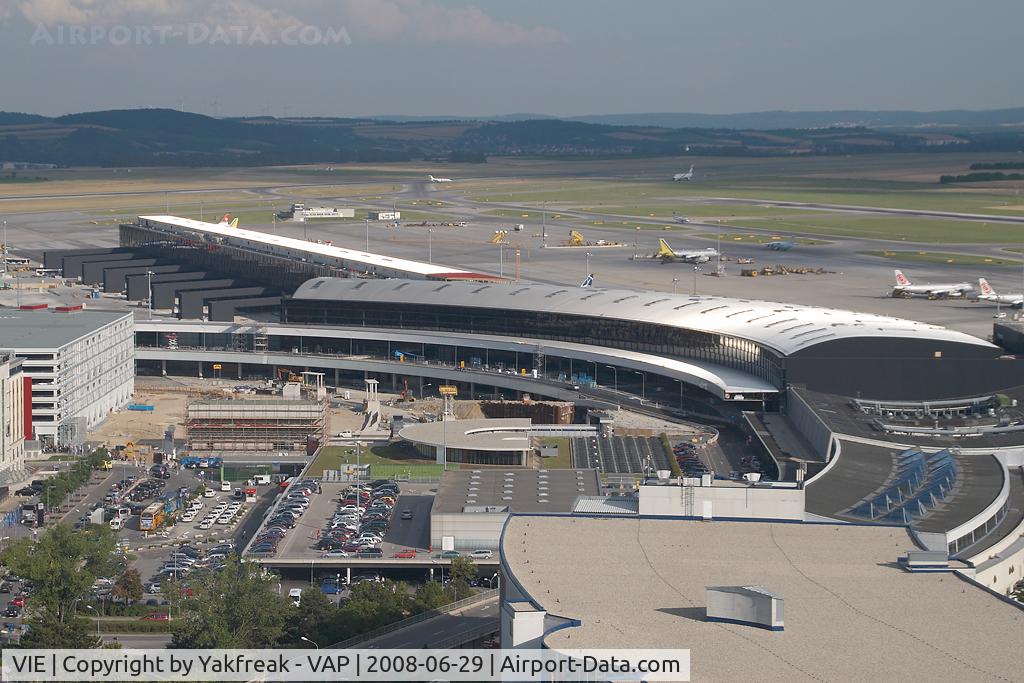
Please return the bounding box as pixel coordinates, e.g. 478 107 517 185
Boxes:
137 215 491 280
434 468 600 514
291 278 994 356
0 308 132 350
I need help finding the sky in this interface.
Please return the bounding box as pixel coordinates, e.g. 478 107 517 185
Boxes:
0 0 1022 118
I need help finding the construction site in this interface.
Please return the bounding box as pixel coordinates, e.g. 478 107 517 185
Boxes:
185 398 327 453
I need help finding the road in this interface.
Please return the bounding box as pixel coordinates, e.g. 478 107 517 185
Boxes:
360 594 499 649
100 632 172 648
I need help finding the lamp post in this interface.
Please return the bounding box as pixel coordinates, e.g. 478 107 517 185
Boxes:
585 251 591 277
541 202 547 246
421 383 433 400
146 270 155 320
603 365 618 392
428 228 433 264
2 219 7 277
300 636 320 650
498 244 504 279
85 605 99 637
692 265 701 296
632 371 646 403
364 219 369 251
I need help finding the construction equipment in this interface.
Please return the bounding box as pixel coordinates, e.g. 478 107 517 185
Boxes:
563 230 586 247
276 367 302 383
394 350 422 362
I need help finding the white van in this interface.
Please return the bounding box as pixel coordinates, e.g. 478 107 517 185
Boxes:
109 517 124 531
288 588 302 607
254 474 271 486
220 480 232 492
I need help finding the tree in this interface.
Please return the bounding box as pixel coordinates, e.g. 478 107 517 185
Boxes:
0 522 115 648
448 557 477 600
113 567 143 607
413 581 450 612
285 586 335 646
169 556 291 648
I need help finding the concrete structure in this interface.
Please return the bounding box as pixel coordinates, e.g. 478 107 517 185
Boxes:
705 586 784 631
0 307 134 446
121 216 494 293
283 203 355 221
499 515 1024 680
399 418 533 466
185 398 326 452
639 480 805 520
431 469 599 551
286 278 1019 401
0 353 27 486
367 211 400 221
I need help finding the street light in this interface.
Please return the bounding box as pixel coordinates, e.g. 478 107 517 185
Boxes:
85 605 99 636
692 265 702 296
364 218 369 251
585 251 591 277
146 270 155 320
632 370 646 403
300 635 320 650
603 365 618 392
428 228 433 264
672 277 679 294
498 243 504 278
421 383 433 400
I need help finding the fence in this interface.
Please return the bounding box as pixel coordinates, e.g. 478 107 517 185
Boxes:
330 589 498 649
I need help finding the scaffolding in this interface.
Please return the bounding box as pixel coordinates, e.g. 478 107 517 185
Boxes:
185 398 326 452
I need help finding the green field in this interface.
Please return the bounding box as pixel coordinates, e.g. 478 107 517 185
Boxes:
537 437 573 469
730 215 1024 244
308 444 436 477
695 232 832 245
859 250 1023 266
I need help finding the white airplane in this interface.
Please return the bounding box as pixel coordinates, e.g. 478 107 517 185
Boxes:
977 278 1024 307
671 211 690 224
672 166 694 181
216 214 239 228
891 270 973 299
656 238 718 264
428 174 453 183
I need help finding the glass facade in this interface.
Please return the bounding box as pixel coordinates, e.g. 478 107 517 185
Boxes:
284 300 784 387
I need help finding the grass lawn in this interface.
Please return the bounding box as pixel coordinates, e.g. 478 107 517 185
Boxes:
859 250 1023 266
308 444 435 476
694 232 831 245
730 215 1024 244
536 437 573 469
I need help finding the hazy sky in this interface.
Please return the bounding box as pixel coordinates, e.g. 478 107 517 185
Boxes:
1 0 1022 118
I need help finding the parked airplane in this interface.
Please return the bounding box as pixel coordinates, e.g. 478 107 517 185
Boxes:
672 166 694 181
428 174 453 183
765 238 796 251
978 278 1024 307
580 273 594 288
671 211 690 224
891 270 973 299
217 214 239 228
656 239 718 264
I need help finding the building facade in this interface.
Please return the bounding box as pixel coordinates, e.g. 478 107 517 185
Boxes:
0 353 27 485
0 307 135 447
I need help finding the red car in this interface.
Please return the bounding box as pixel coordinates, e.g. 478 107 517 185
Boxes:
392 549 416 559
10 595 26 608
140 613 170 621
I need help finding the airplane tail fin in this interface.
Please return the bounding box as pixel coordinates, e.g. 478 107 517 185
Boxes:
894 269 911 286
657 238 676 258
580 274 594 288
228 217 239 229
979 278 995 295
427 175 435 181
688 165 694 174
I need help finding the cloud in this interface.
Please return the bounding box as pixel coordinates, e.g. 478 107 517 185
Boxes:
6 0 566 46
337 0 568 46
10 0 305 32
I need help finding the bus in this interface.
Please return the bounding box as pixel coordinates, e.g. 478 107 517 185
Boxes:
140 502 165 532
3 257 30 266
34 268 61 277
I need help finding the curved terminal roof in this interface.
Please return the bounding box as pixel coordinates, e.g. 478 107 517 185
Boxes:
137 215 494 280
292 278 994 356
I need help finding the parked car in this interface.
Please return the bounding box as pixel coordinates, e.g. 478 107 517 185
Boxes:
356 548 383 558
392 549 416 559
440 550 461 559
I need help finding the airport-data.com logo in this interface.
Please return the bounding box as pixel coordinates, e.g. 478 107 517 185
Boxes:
29 23 352 47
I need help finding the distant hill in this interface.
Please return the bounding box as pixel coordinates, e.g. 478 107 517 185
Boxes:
2 107 1024 167
568 108 1024 130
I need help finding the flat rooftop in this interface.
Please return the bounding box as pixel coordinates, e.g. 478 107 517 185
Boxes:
0 307 131 349
503 516 1024 681
399 418 532 452
797 387 1024 449
434 469 599 514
